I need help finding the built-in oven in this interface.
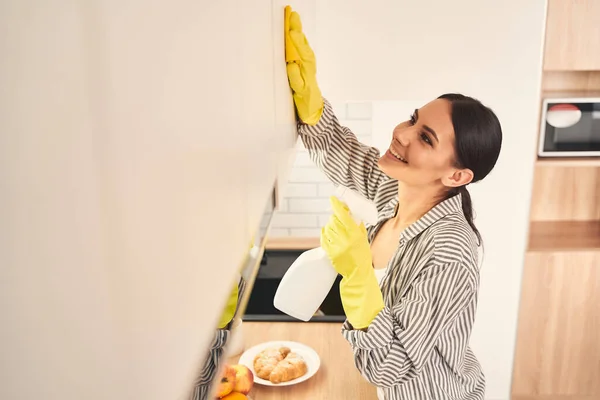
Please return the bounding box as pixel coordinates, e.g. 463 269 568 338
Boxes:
243 249 346 323
538 92 600 158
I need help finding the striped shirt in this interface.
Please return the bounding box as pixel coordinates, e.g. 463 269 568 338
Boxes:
298 99 486 400
190 278 246 400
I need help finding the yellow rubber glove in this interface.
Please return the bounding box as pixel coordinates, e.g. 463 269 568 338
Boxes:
217 280 239 329
216 237 255 329
321 196 384 329
285 5 324 125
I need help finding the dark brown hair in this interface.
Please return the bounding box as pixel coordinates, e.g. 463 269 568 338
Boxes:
438 93 502 245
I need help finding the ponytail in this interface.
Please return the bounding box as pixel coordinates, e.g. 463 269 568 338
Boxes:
446 186 482 246
458 186 481 246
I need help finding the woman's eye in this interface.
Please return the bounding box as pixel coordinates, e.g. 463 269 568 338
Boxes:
409 114 416 125
421 133 432 146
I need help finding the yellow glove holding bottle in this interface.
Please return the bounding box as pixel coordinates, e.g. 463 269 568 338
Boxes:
284 5 324 125
216 237 256 329
217 280 239 329
321 196 385 329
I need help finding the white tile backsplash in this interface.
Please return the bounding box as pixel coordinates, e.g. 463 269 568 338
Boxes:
287 167 330 183
292 152 314 167
269 228 291 237
282 183 318 198
290 228 322 237
317 182 336 197
338 119 372 136
288 198 331 213
273 101 373 238
347 102 372 119
271 213 318 229
318 214 332 227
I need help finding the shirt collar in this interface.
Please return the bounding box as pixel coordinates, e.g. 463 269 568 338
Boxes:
375 194 463 242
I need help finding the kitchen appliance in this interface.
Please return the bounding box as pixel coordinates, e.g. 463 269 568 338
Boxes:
243 249 346 322
272 186 379 322
538 91 600 157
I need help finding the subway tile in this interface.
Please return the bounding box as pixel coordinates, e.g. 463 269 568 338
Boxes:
329 102 347 119
356 134 373 146
347 102 372 119
288 198 331 213
290 228 322 237
271 213 319 228
317 182 337 197
282 183 318 198
339 119 372 136
295 137 306 150
287 167 329 183
275 198 289 212
269 228 291 237
292 152 315 167
318 214 332 227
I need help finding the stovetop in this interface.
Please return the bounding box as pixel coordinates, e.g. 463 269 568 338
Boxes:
242 249 346 323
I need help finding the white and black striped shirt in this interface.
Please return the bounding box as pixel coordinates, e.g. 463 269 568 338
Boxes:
299 99 486 400
190 278 246 400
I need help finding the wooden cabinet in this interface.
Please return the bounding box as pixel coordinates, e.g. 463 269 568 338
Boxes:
512 163 600 399
513 1 600 396
512 252 600 398
543 0 600 71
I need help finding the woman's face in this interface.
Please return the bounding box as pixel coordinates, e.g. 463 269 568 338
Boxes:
377 98 472 189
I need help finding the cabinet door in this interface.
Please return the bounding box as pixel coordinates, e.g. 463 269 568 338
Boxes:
544 0 600 70
0 1 309 399
511 252 600 398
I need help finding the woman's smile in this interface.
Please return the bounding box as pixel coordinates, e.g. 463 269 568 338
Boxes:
385 148 408 164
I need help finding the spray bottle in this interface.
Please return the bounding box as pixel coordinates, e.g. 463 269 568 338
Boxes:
273 185 379 321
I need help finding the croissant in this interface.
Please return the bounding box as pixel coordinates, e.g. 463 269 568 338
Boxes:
253 346 291 380
269 352 308 384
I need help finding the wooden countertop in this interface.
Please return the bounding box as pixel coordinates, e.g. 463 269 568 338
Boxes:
265 237 320 250
227 322 377 400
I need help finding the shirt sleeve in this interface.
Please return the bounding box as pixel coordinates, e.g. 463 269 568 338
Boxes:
190 329 230 400
190 277 245 400
341 262 475 388
298 98 392 203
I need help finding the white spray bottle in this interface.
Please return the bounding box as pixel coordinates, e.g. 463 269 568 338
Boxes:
273 185 379 321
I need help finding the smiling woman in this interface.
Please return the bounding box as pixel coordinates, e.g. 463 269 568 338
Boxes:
379 93 502 244
284 6 504 400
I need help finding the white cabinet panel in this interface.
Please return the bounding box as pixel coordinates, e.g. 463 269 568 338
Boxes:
0 1 310 399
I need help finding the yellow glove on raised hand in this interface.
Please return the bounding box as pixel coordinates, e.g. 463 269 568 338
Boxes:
321 196 384 329
284 5 324 125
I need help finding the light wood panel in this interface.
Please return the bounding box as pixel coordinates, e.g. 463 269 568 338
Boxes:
529 220 600 251
542 71 600 91
543 0 600 70
529 166 600 221
266 237 320 250
536 157 600 167
226 322 378 400
511 252 600 397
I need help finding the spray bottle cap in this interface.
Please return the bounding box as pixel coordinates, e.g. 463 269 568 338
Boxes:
334 185 379 225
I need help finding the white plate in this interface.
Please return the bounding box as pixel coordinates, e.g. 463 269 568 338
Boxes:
237 340 320 387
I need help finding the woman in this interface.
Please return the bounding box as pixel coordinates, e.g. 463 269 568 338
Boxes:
285 6 502 400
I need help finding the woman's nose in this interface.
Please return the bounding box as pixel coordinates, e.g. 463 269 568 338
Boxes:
394 128 410 147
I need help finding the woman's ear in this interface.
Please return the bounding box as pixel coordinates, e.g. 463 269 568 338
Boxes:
442 168 474 188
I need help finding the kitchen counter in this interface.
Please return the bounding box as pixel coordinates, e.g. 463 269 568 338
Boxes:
265 237 320 250
227 322 377 400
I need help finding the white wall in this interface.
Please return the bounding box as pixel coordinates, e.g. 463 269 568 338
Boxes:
275 1 548 398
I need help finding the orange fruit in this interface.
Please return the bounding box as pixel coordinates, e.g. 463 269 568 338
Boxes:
220 392 247 400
